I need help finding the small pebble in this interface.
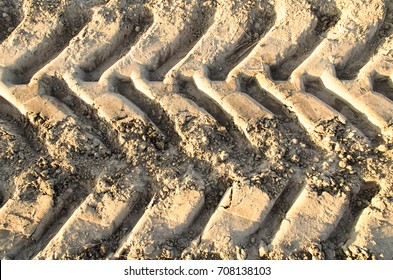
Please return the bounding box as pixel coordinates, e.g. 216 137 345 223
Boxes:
290 154 300 163
219 150 229 162
259 241 269 256
376 144 388 152
339 160 347 168
93 139 100 147
201 136 209 146
183 253 193 260
155 141 165 150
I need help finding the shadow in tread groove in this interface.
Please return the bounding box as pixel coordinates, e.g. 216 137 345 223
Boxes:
374 78 393 103
40 77 120 155
66 185 154 260
305 79 383 145
270 2 340 81
13 2 94 84
254 177 305 246
239 77 311 137
0 0 22 44
325 182 380 260
83 7 154 82
115 80 180 145
148 2 216 81
336 4 393 80
209 3 275 81
178 79 255 151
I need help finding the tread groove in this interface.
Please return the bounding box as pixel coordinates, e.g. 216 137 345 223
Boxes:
374 78 393 102
326 182 381 259
255 177 305 244
178 79 254 150
115 80 179 145
305 80 382 143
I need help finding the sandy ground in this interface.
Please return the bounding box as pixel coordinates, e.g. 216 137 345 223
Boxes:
0 0 392 260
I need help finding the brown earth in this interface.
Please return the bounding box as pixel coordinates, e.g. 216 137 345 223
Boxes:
0 0 392 260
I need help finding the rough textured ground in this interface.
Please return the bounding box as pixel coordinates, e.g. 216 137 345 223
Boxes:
0 0 392 260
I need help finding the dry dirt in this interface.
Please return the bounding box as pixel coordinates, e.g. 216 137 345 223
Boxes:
0 0 392 260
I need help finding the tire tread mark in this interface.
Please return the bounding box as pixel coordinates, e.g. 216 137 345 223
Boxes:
305 80 384 144
99 1 292 257
229 0 317 79
0 1 95 84
287 0 388 139
343 195 393 260
291 0 385 80
47 1 222 259
342 169 393 260
256 74 369 151
32 1 151 83
117 186 204 259
101 0 207 84
321 34 393 141
0 116 74 258
34 166 147 260
0 0 391 260
326 182 381 259
266 186 349 259
255 177 304 245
